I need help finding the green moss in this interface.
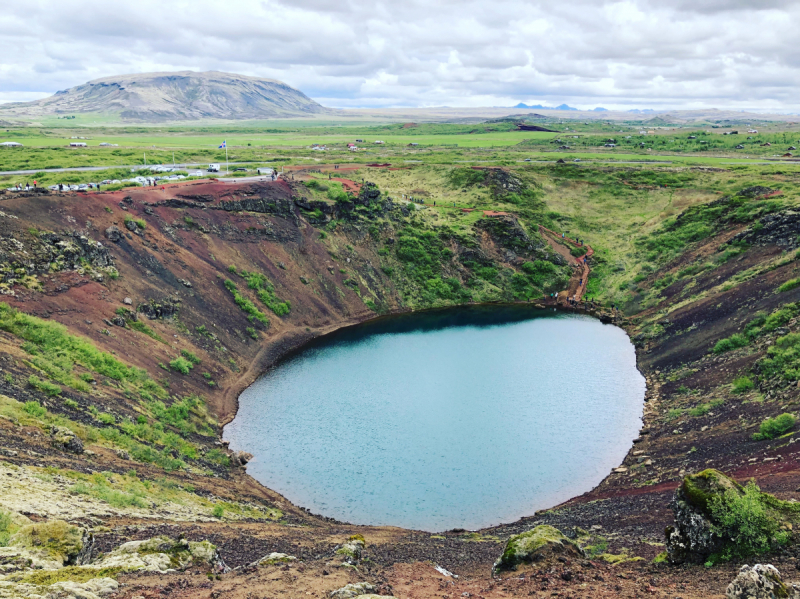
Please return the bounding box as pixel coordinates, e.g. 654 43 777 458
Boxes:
681 469 744 512
19 566 123 585
10 520 84 563
495 525 581 572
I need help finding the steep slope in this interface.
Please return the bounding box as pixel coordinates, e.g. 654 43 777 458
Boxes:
0 71 330 122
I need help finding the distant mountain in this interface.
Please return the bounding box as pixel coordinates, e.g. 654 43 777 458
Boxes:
0 71 330 122
593 107 608 112
514 102 578 111
627 109 656 114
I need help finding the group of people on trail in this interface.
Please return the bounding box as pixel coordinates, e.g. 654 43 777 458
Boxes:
13 181 36 191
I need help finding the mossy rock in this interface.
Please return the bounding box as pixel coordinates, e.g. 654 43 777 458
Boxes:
680 469 744 513
9 520 85 565
492 525 584 574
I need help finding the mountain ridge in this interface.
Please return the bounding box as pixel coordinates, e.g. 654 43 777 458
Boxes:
0 70 330 122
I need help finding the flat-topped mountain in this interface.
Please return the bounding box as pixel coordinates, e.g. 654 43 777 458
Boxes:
0 71 329 122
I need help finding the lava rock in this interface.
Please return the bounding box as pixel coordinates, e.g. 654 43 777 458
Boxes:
235 451 254 467
105 226 123 242
726 564 799 599
50 426 84 454
125 219 138 232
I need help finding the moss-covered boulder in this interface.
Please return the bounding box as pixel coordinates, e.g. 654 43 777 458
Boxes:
666 469 800 564
492 525 584 574
94 535 225 573
8 520 87 567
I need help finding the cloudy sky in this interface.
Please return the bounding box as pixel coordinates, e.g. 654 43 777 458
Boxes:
0 0 797 111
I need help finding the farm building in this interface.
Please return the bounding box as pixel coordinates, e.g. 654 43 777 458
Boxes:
0 142 22 147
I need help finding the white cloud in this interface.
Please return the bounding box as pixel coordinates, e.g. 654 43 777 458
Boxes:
0 0 797 110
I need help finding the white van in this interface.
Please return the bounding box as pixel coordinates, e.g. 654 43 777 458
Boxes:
257 168 274 176
208 164 221 172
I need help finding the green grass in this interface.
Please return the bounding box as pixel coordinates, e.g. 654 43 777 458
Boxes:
223 279 270 326
0 303 166 400
232 269 291 316
778 278 800 293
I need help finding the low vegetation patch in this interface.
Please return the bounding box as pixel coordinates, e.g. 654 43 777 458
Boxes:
223 279 270 326
752 413 797 441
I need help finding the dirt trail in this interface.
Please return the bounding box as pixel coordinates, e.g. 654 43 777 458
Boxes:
538 225 594 302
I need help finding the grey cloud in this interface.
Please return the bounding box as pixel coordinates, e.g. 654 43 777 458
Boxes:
0 0 797 111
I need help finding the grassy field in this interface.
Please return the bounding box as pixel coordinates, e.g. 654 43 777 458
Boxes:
4 118 800 309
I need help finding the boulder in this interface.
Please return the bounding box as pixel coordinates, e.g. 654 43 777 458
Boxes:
492 525 584 574
9 520 87 567
726 564 800 599
330 582 377 598
124 219 138 232
104 226 122 242
336 536 366 564
50 426 84 454
94 536 226 573
666 469 800 564
235 450 254 466
665 469 739 564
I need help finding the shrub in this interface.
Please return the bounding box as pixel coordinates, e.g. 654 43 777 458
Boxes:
713 333 749 354
732 376 754 394
759 333 800 381
212 504 225 518
570 246 587 257
708 480 786 560
778 278 800 293
97 412 115 425
28 375 61 397
180 350 201 365
753 413 797 441
169 357 193 375
22 400 46 418
64 399 78 409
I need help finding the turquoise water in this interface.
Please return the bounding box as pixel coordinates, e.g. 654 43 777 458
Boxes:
224 307 645 531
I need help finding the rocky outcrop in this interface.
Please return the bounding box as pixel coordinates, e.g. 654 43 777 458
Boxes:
336 536 366 564
330 582 377 598
104 226 122 242
50 426 84 454
732 210 800 249
95 536 225 573
726 564 799 599
0 231 116 285
137 298 179 320
492 525 584 574
216 196 296 218
475 216 563 263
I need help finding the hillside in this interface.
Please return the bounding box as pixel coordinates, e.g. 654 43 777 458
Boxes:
0 71 330 122
0 164 800 597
